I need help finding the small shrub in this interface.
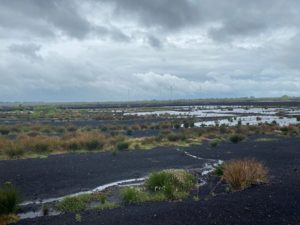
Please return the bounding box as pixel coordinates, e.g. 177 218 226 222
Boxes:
214 163 224 176
229 134 245 143
210 139 220 147
116 142 129 151
85 139 103 151
167 133 186 142
174 124 181 129
223 159 268 190
67 142 80 151
4 143 25 159
34 143 49 153
0 182 18 215
0 129 10 136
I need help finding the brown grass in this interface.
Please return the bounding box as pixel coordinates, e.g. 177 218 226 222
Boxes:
223 159 269 190
0 214 19 225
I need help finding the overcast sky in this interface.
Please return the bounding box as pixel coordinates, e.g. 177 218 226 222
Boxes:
0 0 300 102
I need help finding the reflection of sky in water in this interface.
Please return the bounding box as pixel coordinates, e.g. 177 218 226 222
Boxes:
124 106 300 127
194 116 299 127
125 106 300 118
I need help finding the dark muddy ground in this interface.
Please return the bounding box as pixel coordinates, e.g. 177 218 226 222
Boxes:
1 136 299 225
0 147 203 201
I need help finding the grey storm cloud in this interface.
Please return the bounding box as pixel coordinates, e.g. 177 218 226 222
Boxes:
0 0 90 39
0 0 300 101
9 43 41 59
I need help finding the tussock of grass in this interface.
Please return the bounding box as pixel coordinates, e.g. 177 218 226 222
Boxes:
223 159 268 190
0 183 18 216
210 138 221 147
121 169 196 204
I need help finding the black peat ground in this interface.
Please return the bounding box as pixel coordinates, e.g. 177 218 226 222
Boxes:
1 135 299 225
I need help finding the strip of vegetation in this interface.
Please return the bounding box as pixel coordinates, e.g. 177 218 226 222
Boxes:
1 124 299 160
121 169 196 204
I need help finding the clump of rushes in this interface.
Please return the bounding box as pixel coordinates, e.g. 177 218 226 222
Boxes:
222 159 268 190
121 169 196 204
0 182 19 216
229 134 245 143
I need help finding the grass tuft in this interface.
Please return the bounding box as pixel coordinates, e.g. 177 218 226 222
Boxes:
223 159 268 190
0 182 18 216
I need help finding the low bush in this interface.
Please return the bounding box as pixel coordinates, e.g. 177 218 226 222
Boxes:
0 129 10 136
214 163 224 176
84 139 104 151
4 144 25 159
223 159 268 190
229 134 245 143
0 182 18 215
34 143 49 153
167 133 186 142
210 139 220 147
116 142 129 151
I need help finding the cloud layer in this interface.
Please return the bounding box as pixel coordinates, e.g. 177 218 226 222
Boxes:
0 0 300 101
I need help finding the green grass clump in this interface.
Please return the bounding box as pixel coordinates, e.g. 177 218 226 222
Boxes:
0 182 18 215
210 139 221 147
214 163 224 176
229 134 245 143
145 169 196 194
121 169 196 204
56 197 86 213
56 193 107 213
120 187 166 204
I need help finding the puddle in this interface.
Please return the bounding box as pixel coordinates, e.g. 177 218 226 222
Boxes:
20 177 146 206
194 115 299 127
123 106 300 126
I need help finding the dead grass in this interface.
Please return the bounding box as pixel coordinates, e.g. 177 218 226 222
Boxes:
223 159 269 190
0 214 19 225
